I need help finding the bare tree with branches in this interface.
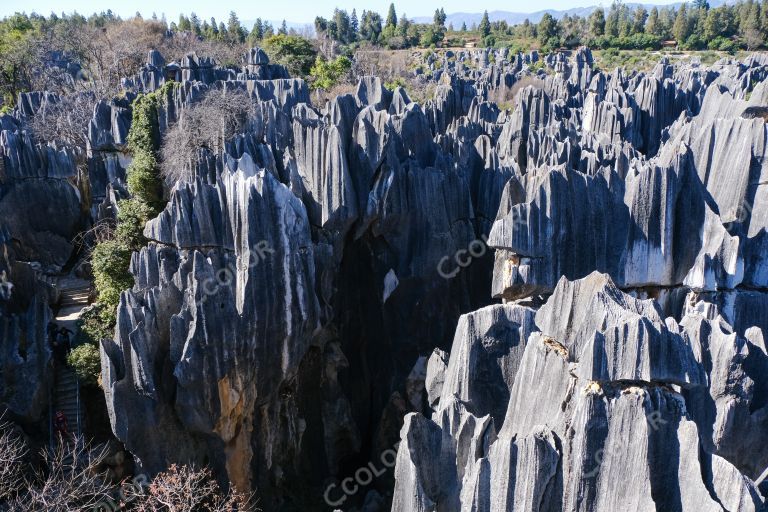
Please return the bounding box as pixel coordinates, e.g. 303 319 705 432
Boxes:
0 420 113 512
160 88 256 184
26 92 95 158
0 417 28 503
133 464 257 512
16 437 113 512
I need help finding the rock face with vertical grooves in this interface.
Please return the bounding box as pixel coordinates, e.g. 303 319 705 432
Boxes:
3 43 768 510
391 50 768 512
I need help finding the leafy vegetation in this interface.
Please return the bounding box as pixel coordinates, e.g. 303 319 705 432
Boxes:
81 84 172 354
262 34 317 76
309 55 352 90
308 0 768 53
67 344 102 386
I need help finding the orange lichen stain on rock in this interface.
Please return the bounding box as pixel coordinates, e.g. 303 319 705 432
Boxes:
214 375 255 493
583 381 603 396
503 254 520 282
542 335 569 359
620 385 646 396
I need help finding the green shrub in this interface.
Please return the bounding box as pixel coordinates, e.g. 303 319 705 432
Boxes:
263 34 318 77
309 55 352 90
126 151 163 211
115 198 153 250
384 77 407 91
77 304 114 346
709 36 737 53
78 77 170 380
67 344 101 387
126 93 160 154
91 239 133 309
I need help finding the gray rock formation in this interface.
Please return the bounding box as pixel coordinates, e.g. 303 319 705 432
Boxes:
4 42 768 511
391 49 768 512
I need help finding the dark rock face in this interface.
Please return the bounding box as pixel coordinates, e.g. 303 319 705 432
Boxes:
4 42 768 511
99 50 496 506
390 49 768 512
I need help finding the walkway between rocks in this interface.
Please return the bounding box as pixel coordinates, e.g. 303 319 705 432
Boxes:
54 276 92 336
49 276 92 447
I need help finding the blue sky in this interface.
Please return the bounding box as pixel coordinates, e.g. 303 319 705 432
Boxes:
2 0 682 25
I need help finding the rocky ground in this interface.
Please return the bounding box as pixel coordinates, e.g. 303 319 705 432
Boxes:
1 46 767 511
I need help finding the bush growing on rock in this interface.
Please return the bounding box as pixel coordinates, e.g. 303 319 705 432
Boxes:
309 55 352 90
262 34 317 76
87 85 169 343
77 304 115 345
115 198 153 250
68 344 102 387
91 239 133 312
160 88 256 184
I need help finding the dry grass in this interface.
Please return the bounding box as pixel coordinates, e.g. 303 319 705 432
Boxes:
486 75 545 111
310 82 358 108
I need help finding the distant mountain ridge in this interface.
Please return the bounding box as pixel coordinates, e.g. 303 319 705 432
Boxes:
411 2 724 26
243 1 726 35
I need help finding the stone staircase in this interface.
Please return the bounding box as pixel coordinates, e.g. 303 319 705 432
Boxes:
59 285 91 309
52 365 82 439
55 280 92 333
49 276 91 448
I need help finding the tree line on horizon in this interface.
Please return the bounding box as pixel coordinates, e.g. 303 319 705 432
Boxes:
309 0 768 53
2 0 768 106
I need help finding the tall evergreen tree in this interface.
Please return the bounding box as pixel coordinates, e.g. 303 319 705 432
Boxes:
479 10 491 37
386 3 398 29
398 13 411 37
351 8 359 36
606 2 620 37
250 18 264 41
227 11 244 42
588 8 606 37
190 13 201 35
673 4 691 43
617 3 632 37
178 14 191 32
693 0 710 11
632 7 648 34
434 8 447 27
279 19 288 35
646 7 660 36
537 12 559 45
333 9 352 43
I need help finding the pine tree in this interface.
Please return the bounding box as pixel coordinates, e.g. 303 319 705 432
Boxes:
227 11 244 42
588 8 606 38
479 10 491 37
351 8 359 36
178 14 191 32
279 19 288 35
740 0 763 49
537 12 559 46
646 8 660 36
693 0 710 11
386 3 398 29
461 21 467 31
673 4 691 44
632 7 648 35
250 18 264 41
190 12 201 36
606 1 620 37
434 8 447 28
617 4 631 37
333 9 352 43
